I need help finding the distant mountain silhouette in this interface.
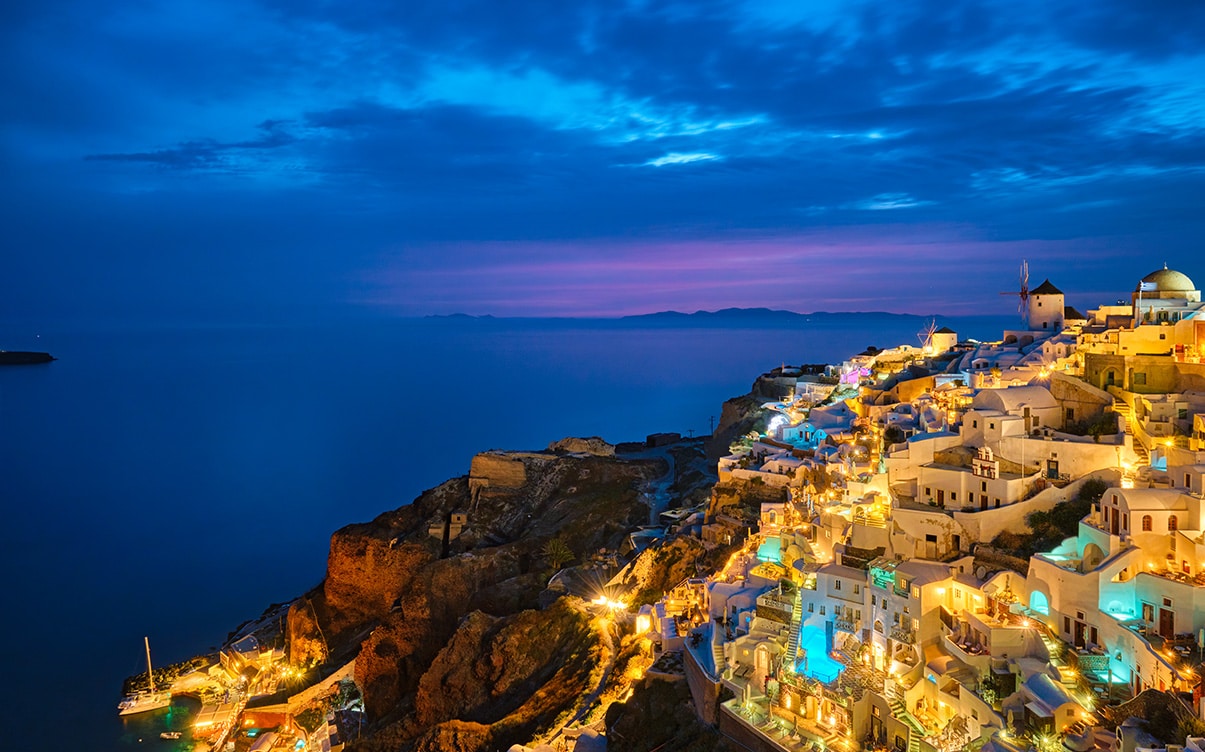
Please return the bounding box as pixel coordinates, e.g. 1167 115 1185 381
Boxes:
622 307 934 322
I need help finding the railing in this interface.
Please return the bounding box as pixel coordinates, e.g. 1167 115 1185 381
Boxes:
890 626 917 644
835 617 858 634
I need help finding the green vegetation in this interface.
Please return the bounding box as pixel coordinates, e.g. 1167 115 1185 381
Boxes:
992 478 1109 558
542 537 574 574
1063 412 1119 440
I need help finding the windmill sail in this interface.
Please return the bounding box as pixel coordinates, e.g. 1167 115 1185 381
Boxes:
999 260 1030 327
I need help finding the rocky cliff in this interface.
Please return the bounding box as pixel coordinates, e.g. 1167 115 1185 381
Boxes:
286 447 682 750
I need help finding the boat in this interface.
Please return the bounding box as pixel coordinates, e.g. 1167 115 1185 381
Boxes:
0 350 54 365
117 637 172 716
160 731 183 740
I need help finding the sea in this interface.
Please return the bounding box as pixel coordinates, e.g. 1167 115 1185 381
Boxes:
0 312 1010 750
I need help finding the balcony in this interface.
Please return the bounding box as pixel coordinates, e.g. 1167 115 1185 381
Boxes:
835 617 858 634
890 626 916 644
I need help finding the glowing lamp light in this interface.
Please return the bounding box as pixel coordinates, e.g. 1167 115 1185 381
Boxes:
635 614 652 635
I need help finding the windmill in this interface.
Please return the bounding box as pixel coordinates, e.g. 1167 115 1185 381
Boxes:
917 318 938 353
999 260 1030 327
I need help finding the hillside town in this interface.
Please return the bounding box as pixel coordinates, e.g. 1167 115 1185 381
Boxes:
633 265 1205 752
117 264 1205 752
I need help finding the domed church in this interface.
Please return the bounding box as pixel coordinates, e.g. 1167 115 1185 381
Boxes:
1132 265 1202 325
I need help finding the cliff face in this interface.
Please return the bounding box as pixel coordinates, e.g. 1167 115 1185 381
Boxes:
606 676 738 752
412 599 599 740
287 448 667 751
705 393 764 462
618 536 737 608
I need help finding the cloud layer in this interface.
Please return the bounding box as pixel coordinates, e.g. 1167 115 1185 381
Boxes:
3 0 1203 320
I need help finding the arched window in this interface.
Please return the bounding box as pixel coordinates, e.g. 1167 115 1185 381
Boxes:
1169 515 1179 532
1030 591 1050 615
1142 515 1153 531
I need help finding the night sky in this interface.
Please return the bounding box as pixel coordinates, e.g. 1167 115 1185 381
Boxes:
4 0 1204 322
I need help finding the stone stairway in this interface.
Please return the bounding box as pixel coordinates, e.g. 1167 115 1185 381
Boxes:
786 591 804 667
886 688 927 752
1113 398 1149 465
712 637 726 677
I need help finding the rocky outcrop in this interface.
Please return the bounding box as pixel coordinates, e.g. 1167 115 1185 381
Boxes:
414 599 598 732
469 452 529 502
617 536 736 608
705 394 764 462
548 436 615 456
606 675 737 752
287 449 670 751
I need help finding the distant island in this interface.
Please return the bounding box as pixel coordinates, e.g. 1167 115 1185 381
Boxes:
424 308 958 327
0 350 55 365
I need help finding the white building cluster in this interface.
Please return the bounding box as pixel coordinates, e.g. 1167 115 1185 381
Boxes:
651 266 1205 752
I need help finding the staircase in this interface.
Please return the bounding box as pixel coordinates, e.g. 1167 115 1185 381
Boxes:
1113 398 1149 465
886 687 927 752
712 636 726 677
786 590 804 667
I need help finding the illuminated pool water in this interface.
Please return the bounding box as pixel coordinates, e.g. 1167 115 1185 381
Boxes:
757 537 781 563
795 625 844 684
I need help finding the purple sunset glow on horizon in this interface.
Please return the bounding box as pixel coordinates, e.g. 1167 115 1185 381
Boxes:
360 230 1144 317
3 0 1204 323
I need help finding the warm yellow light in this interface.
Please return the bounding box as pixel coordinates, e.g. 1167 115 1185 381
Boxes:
785 695 792 709
635 614 652 635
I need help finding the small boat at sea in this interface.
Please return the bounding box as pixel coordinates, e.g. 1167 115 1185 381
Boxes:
118 637 172 716
160 731 183 740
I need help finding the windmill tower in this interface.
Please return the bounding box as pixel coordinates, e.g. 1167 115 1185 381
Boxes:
999 260 1030 328
1027 279 1065 331
918 319 938 354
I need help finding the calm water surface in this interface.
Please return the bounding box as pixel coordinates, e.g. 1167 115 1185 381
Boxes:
0 314 1007 750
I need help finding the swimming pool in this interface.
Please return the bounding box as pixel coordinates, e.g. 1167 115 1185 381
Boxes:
795 624 844 684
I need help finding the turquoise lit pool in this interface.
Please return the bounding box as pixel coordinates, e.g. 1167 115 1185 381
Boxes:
757 537 781 563
795 625 844 683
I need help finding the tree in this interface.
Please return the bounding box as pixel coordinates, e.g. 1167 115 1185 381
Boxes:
542 537 574 573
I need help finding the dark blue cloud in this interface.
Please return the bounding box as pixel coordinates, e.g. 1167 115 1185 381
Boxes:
2 0 1204 322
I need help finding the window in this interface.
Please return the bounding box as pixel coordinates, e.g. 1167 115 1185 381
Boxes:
854 584 861 595
990 423 995 430
1064 616 1071 632
925 487 931 496
973 420 978 428
1134 373 1147 385
820 605 826 615
981 481 987 492
951 492 957 501
808 603 814 613
1142 515 1152 531
871 595 877 606
1169 515 1179 532
835 580 842 591
1164 598 1173 608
